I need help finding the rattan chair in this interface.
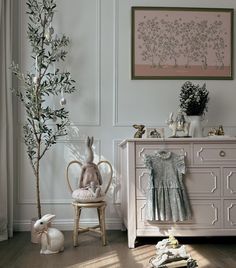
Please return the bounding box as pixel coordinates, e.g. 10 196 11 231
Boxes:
66 160 113 246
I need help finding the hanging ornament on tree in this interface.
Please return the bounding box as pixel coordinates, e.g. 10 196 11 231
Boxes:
45 23 54 41
60 88 66 106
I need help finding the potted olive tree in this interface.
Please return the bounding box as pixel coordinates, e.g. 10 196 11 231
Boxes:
11 0 77 241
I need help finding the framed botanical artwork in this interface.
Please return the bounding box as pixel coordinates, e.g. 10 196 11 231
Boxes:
146 127 164 138
131 7 234 80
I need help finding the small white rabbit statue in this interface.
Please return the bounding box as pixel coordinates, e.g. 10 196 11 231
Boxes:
34 214 64 254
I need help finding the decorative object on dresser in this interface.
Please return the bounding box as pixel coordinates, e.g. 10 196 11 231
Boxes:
166 111 190 137
10 0 77 242
66 137 113 246
208 125 225 136
187 116 208 138
34 214 64 254
179 81 209 137
146 127 164 138
119 137 236 248
133 124 146 138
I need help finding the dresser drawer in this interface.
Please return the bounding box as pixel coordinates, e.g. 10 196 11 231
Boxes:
185 168 220 197
137 199 221 229
194 143 236 165
136 167 220 199
136 143 191 167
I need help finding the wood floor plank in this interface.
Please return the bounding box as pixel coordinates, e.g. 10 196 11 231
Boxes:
0 232 236 268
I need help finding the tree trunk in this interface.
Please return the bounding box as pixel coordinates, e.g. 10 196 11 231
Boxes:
36 140 41 219
36 159 41 219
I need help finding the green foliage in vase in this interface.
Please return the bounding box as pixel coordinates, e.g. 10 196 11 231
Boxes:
179 81 209 116
11 0 77 218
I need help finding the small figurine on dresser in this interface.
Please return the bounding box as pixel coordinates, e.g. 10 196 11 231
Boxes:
208 125 225 136
166 111 190 137
71 136 105 202
133 124 145 138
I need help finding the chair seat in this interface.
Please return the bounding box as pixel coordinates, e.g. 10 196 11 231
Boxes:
72 201 106 208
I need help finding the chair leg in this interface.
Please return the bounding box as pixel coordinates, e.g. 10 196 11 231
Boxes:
73 206 81 247
98 205 107 246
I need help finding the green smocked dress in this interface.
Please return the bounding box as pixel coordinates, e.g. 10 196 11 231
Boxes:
144 150 191 222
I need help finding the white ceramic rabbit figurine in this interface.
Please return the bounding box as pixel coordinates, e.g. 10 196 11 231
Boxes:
34 214 64 254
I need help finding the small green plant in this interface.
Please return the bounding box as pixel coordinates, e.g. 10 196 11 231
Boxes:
179 81 209 116
11 0 77 219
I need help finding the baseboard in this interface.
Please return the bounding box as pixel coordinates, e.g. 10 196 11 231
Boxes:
13 218 123 231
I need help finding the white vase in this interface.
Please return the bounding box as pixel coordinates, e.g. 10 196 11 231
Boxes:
188 115 208 137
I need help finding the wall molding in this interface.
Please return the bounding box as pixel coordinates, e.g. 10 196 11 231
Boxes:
14 218 123 231
18 0 101 127
112 0 120 127
112 139 122 204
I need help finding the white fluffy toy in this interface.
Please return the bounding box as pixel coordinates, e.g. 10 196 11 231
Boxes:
34 214 64 254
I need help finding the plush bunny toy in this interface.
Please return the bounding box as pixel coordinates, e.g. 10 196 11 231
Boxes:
72 136 105 202
34 214 64 254
79 136 102 188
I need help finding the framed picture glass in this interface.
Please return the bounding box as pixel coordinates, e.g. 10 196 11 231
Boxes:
131 7 233 80
146 127 165 138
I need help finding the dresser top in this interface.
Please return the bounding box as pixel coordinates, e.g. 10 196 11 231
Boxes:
120 136 236 147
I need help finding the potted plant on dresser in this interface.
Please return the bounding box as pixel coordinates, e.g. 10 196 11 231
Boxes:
11 0 77 242
179 81 209 137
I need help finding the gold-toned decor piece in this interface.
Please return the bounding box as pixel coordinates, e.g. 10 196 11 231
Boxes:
133 124 145 138
208 125 225 136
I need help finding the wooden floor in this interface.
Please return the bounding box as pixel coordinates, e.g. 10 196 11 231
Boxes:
0 231 236 268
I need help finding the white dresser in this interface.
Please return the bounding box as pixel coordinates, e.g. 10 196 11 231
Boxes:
119 138 236 248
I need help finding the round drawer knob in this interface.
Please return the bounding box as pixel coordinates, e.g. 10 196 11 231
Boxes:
219 150 226 157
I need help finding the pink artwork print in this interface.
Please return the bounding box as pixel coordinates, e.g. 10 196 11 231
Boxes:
132 7 233 79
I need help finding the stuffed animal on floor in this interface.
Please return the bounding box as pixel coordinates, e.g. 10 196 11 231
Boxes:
72 136 105 202
34 214 64 254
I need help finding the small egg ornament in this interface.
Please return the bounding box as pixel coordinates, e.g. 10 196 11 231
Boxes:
45 26 54 41
45 30 50 41
60 97 67 106
33 76 38 84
